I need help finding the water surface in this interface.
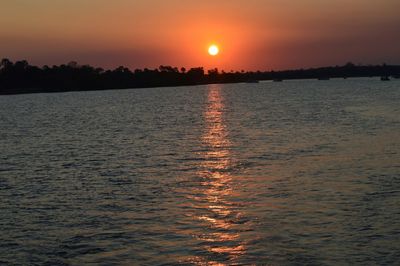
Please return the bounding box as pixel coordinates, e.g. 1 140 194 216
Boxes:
1 78 400 265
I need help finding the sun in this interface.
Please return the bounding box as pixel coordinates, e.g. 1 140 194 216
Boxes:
208 45 219 56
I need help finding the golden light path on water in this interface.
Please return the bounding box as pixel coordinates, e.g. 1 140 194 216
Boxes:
185 85 246 265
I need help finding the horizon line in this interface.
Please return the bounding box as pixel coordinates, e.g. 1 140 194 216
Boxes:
1 58 399 73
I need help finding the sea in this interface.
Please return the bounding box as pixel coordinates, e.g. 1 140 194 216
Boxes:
1 78 399 265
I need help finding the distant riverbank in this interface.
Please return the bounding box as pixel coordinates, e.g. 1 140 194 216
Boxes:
1 59 399 95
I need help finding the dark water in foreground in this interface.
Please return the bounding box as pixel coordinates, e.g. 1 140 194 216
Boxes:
1 78 400 265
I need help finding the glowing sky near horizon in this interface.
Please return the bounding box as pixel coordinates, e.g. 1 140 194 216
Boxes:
1 0 399 70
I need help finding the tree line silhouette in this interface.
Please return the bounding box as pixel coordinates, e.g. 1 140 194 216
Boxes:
1 58 399 95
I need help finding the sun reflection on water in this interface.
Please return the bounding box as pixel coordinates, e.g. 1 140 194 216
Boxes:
186 84 246 264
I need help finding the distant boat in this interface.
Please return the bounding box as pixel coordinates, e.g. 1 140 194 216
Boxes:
318 77 330 80
245 80 259 83
381 76 390 81
273 79 283 82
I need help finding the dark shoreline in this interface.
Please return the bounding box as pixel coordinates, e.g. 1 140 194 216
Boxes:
0 76 397 97
1 59 399 95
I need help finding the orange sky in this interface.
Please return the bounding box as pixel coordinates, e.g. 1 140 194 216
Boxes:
1 0 399 71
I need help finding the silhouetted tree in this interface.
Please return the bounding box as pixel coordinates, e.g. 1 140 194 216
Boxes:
0 58 13 70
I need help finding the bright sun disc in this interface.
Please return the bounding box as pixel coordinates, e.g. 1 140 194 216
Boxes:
208 45 219 56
